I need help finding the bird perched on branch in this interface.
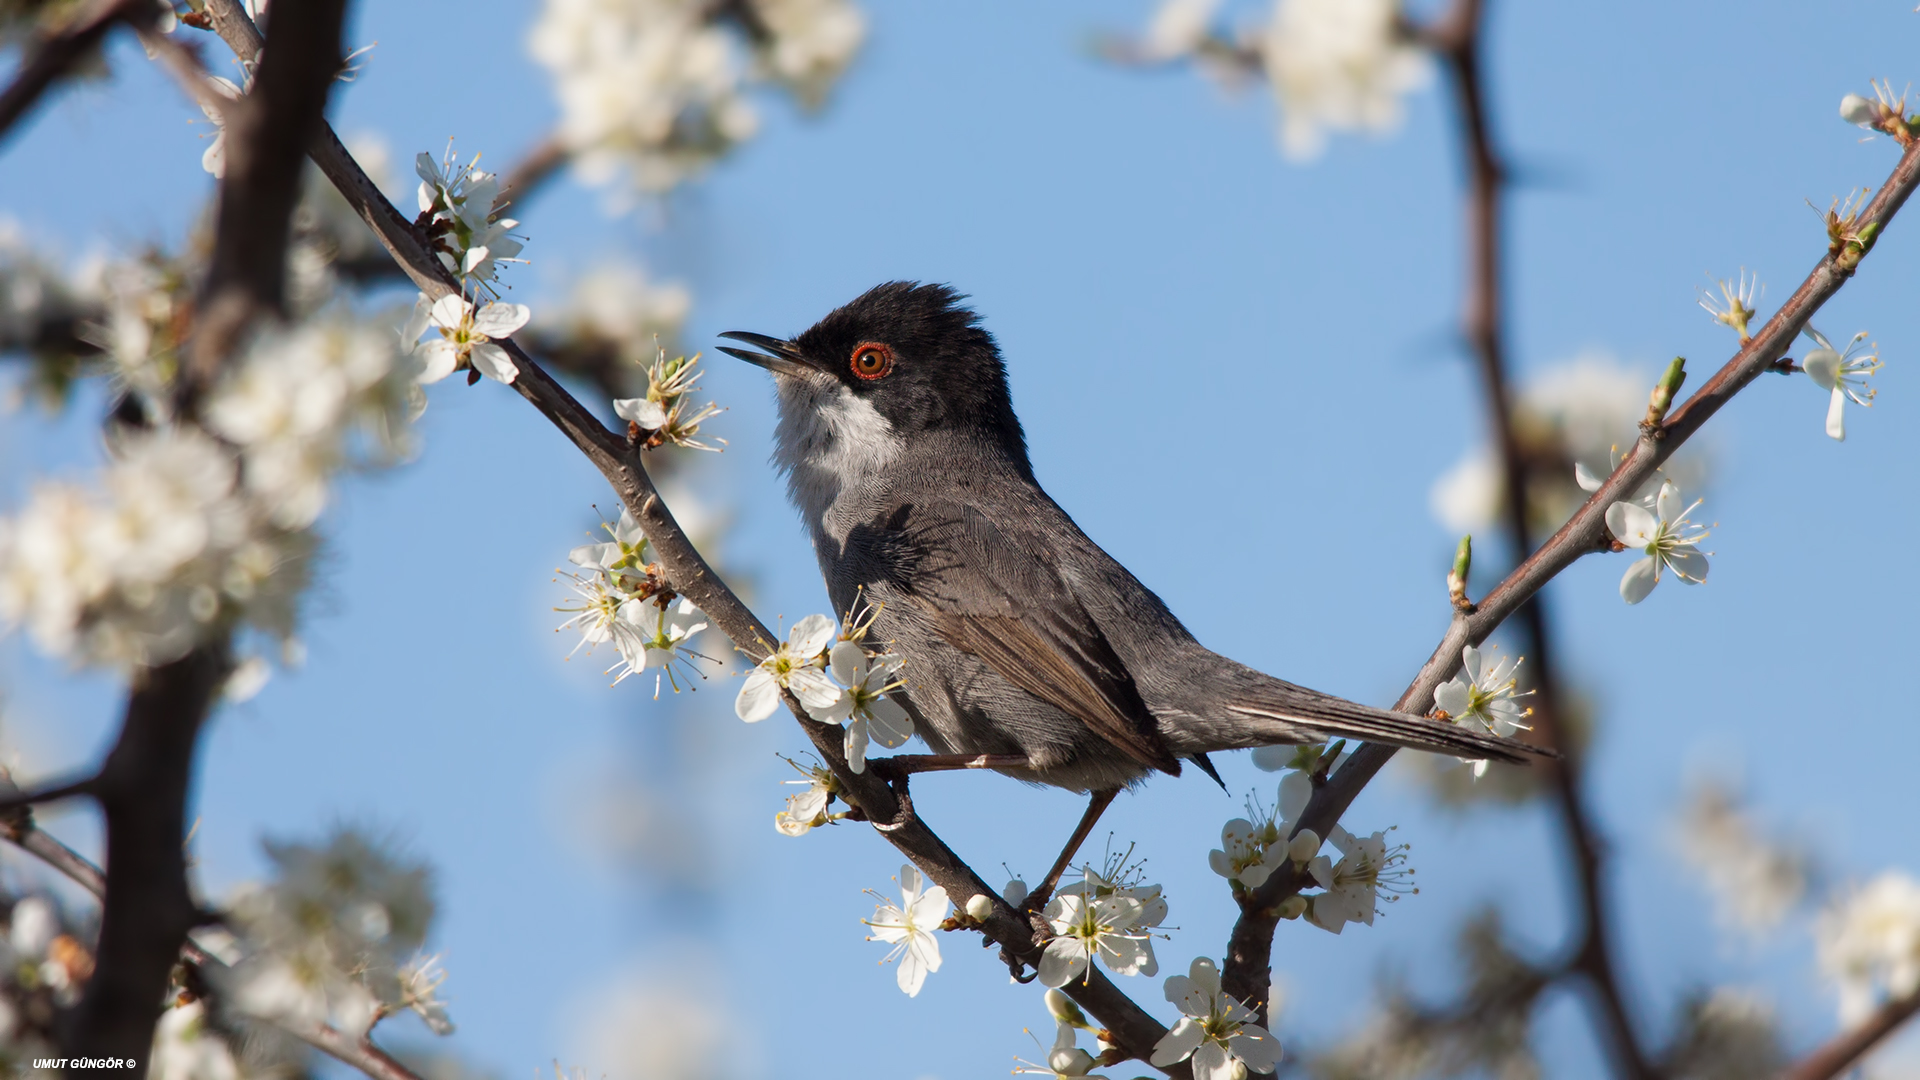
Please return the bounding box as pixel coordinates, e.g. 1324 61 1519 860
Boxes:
721 282 1548 901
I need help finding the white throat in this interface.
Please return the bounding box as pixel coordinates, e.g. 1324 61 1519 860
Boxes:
771 376 904 540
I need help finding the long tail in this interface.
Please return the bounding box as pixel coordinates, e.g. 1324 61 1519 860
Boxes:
1223 680 1554 765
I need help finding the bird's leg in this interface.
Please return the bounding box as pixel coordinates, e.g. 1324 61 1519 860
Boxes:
865 753 1029 780
1020 788 1120 915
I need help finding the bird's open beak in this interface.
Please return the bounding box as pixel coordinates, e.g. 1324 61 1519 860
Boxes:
717 331 817 379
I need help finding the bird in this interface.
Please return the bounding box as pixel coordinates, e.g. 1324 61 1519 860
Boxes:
719 282 1549 903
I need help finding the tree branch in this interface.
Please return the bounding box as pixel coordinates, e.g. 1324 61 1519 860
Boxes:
61 0 352 1063
0 0 152 147
1222 128 1920 1039
62 643 232 1061
1779 993 1920 1080
194 5 1184 1069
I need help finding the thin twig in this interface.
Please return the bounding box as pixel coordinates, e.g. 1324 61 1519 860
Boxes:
0 0 151 146
1779 993 1920 1080
1223 128 1920 1032
0 771 98 812
195 5 1186 1070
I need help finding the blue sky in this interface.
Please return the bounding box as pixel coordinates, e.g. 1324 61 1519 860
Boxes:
1 1 1917 1076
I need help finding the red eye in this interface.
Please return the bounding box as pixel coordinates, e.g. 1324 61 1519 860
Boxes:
850 342 894 380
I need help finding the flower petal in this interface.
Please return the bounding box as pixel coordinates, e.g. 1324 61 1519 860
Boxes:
1803 347 1841 391
1150 1017 1206 1066
469 342 519 384
829 640 869 687
614 397 668 429
1655 480 1682 525
866 696 914 747
1574 461 1604 493
1230 1025 1283 1072
471 301 530 337
843 716 870 773
1038 939 1089 988
1277 771 1311 822
1665 545 1709 584
1826 385 1847 441
735 668 780 722
428 293 470 330
1607 501 1658 547
1192 1041 1234 1080
789 614 836 658
415 340 459 385
1433 679 1470 720
1619 555 1660 604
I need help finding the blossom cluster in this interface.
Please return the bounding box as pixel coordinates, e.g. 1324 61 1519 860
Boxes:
1138 0 1429 162
529 0 865 195
0 316 417 668
613 348 726 451
735 611 912 772
556 508 711 693
414 147 524 288
1038 859 1169 989
1210 762 1414 933
212 828 453 1040
1150 957 1281 1079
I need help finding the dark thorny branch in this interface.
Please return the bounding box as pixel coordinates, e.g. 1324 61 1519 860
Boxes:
55 0 350 1065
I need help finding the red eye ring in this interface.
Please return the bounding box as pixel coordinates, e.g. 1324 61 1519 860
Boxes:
850 342 894 380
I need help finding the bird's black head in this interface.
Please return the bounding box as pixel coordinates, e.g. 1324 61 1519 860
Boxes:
719 282 1030 468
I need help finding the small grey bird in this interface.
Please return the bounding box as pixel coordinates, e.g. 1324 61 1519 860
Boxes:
721 283 1545 890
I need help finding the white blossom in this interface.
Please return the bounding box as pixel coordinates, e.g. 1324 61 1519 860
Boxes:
531 0 760 194
1149 957 1282 1079
734 613 841 722
1432 644 1532 779
1037 893 1155 988
1800 327 1881 441
1304 825 1415 934
402 292 529 385
613 350 726 451
1260 0 1430 161
614 597 708 693
820 640 913 772
1208 771 1311 888
569 508 649 576
414 148 524 283
555 569 654 673
1817 872 1920 1024
1605 479 1710 604
775 758 836 836
1141 0 1221 60
863 863 950 996
530 0 862 196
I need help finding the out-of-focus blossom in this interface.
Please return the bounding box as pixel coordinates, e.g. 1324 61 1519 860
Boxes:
1430 354 1708 536
529 0 864 196
1817 871 1920 1023
1674 780 1809 934
1260 0 1429 160
220 829 447 1039
1140 0 1223 60
197 77 244 178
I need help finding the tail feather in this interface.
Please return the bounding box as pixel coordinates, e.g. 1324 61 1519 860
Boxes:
1225 687 1554 765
